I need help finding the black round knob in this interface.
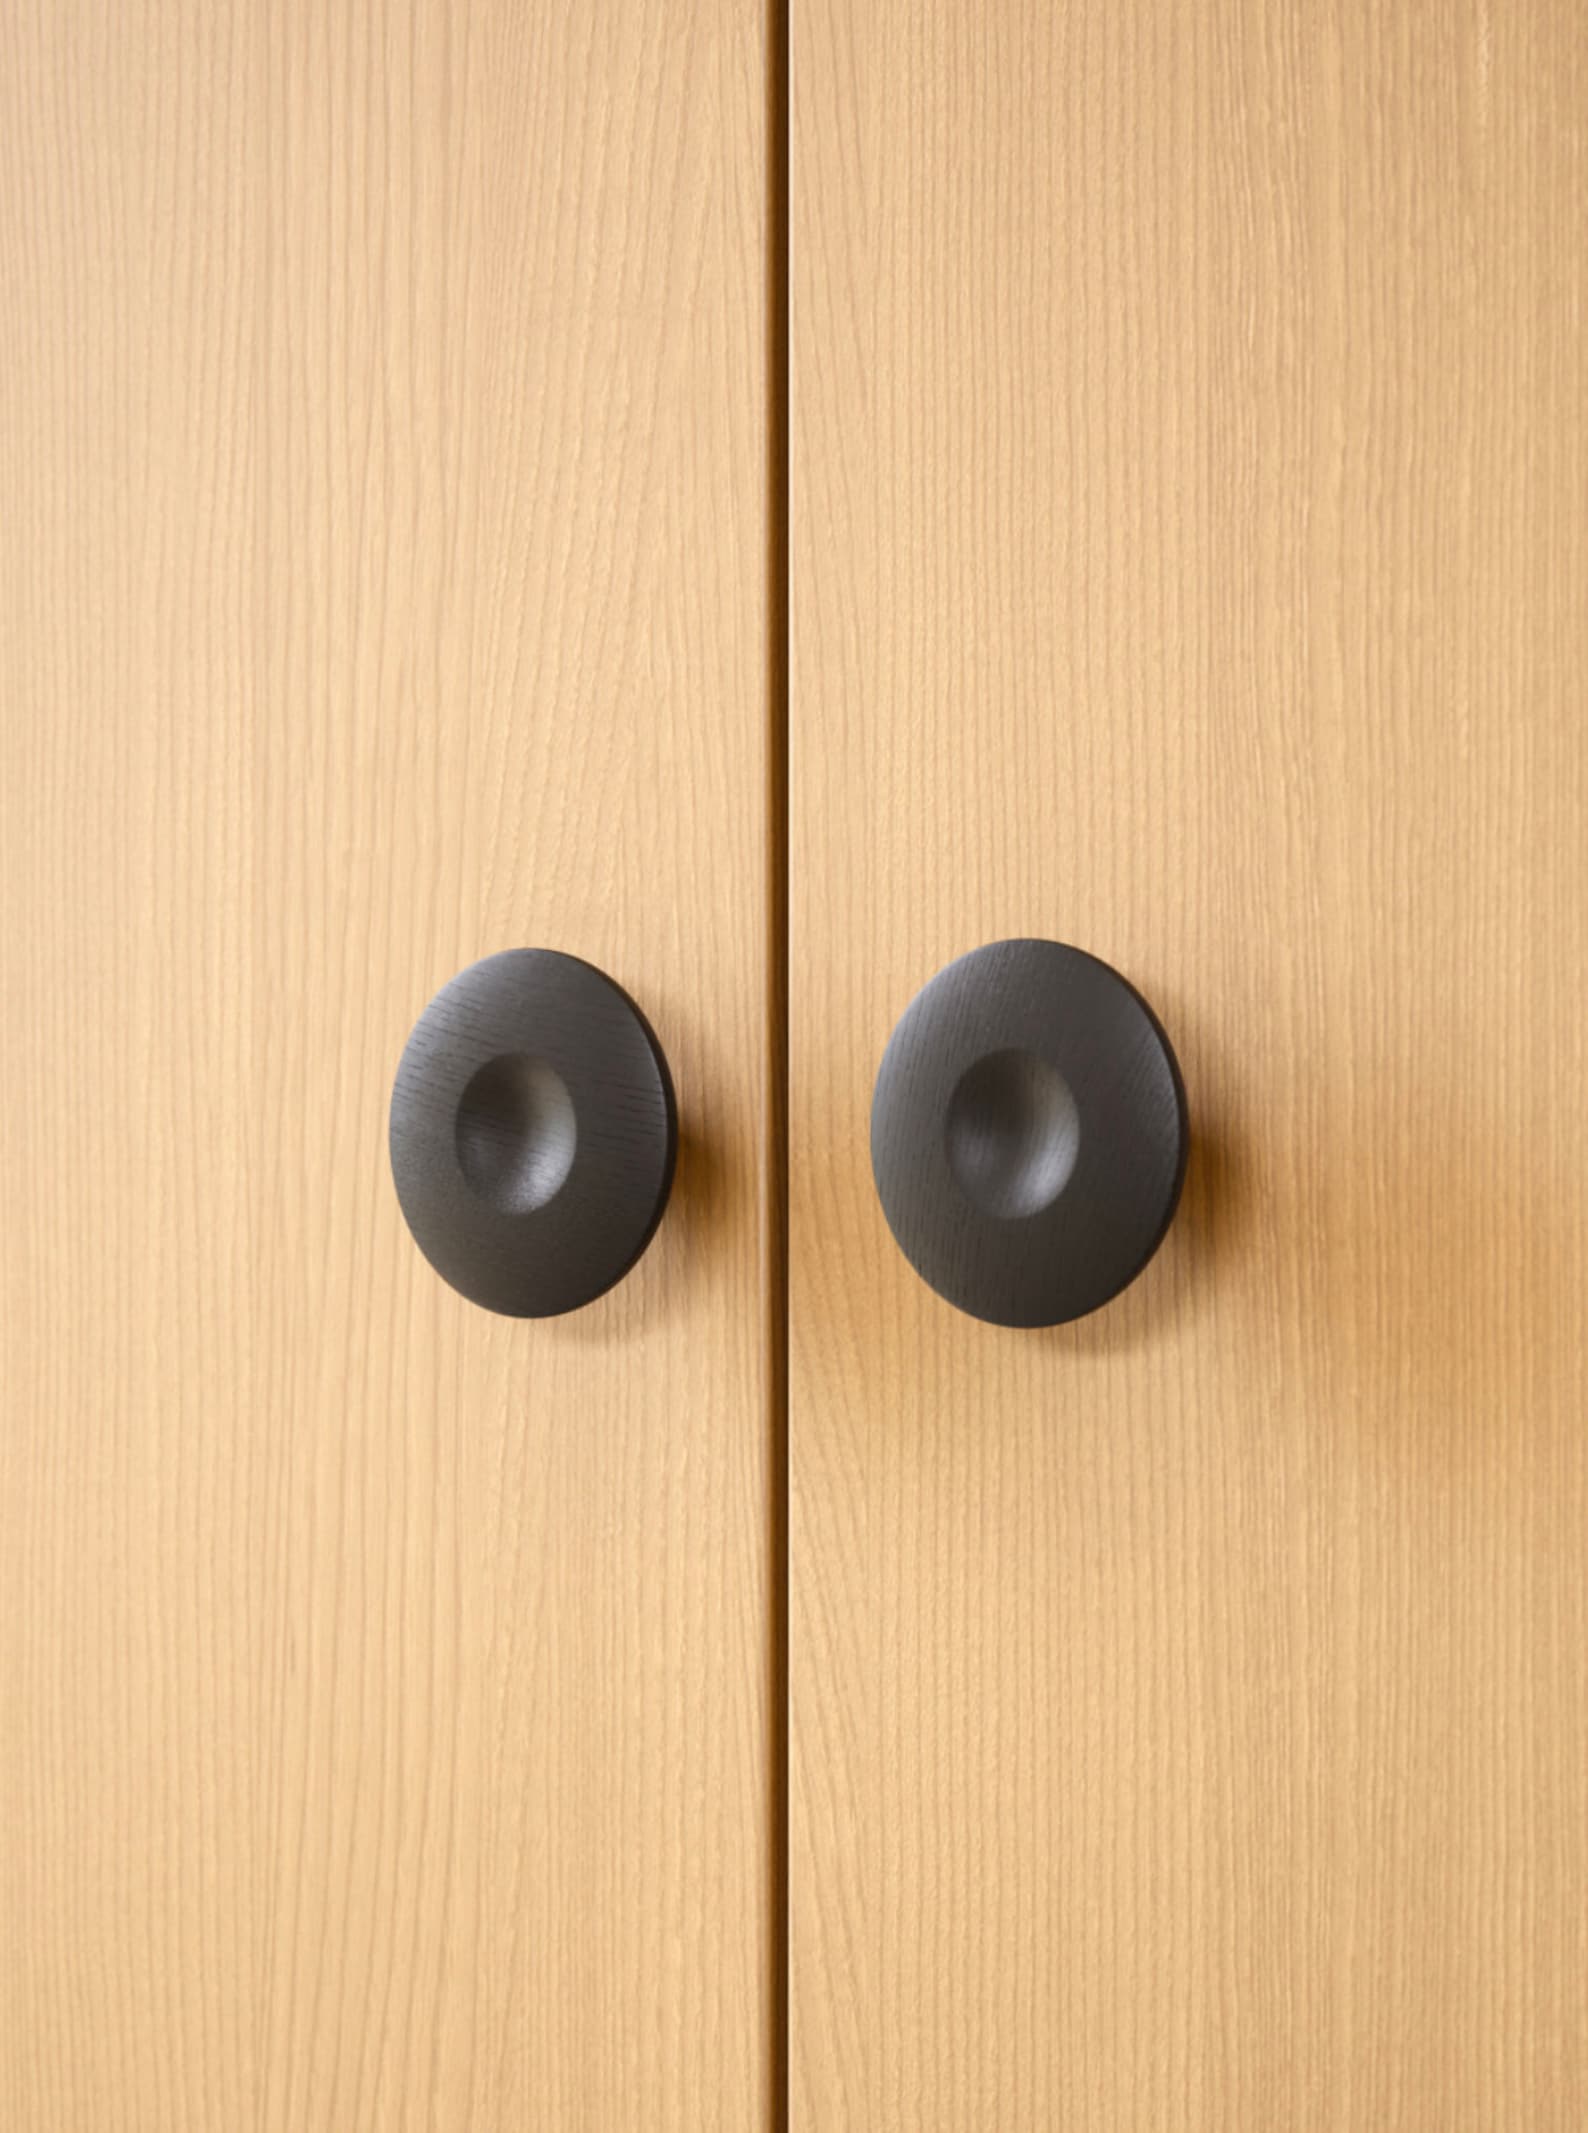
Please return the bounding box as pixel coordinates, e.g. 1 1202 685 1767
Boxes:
389 949 677 1317
870 939 1188 1327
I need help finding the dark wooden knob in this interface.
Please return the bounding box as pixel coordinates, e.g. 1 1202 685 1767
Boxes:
870 939 1188 1327
389 949 677 1316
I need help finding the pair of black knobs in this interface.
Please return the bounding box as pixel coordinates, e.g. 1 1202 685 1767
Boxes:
390 940 1188 1327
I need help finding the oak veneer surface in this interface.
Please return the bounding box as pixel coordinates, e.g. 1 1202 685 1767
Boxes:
790 0 1588 2125
0 1 776 2126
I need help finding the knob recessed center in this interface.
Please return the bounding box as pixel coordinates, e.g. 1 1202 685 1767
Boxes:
455 1054 577 1213
945 1048 1079 1219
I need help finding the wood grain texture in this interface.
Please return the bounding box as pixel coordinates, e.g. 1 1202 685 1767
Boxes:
789 1 1588 2125
0 1 777 2126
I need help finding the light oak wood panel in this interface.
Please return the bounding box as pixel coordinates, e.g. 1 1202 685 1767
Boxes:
0 1 777 2125
790 1 1588 2125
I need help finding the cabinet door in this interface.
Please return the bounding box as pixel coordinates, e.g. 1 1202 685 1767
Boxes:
0 3 777 2125
790 1 1588 2124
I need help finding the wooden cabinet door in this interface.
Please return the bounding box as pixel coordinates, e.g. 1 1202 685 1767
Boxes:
790 0 1588 2125
0 3 777 2126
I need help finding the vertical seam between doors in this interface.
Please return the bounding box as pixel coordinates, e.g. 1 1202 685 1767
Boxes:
767 0 791 2123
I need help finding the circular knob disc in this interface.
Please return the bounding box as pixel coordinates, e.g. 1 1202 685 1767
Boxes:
390 949 677 1317
871 939 1188 1327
